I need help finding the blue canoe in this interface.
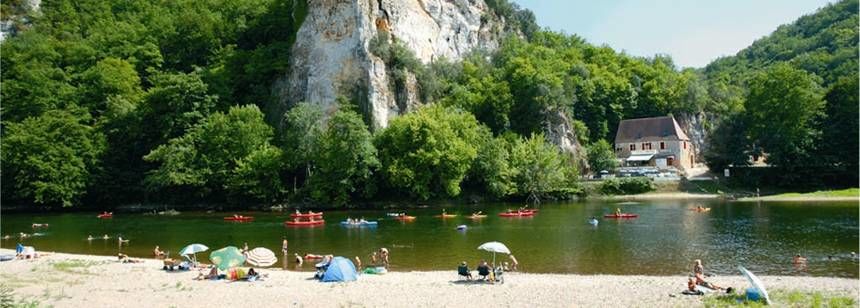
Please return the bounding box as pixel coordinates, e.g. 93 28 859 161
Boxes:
340 221 378 227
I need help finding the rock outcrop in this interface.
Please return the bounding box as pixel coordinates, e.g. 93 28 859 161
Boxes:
279 0 504 129
676 112 708 161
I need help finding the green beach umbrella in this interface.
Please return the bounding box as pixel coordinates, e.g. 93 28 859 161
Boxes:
209 246 246 270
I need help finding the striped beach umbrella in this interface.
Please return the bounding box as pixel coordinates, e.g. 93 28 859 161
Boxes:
245 247 278 267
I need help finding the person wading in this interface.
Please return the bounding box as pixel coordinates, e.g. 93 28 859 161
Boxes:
282 239 289 270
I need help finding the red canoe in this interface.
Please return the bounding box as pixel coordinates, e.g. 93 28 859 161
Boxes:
224 216 254 222
604 214 639 219
499 211 535 217
290 212 323 218
97 212 113 219
285 219 325 226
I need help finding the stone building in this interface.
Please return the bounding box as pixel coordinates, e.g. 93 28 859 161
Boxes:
614 115 695 171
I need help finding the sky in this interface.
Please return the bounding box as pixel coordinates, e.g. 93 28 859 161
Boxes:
512 0 835 68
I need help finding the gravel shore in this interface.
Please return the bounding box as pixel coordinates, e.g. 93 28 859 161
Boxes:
0 249 857 307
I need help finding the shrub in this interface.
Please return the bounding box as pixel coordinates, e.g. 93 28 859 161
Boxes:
600 178 654 195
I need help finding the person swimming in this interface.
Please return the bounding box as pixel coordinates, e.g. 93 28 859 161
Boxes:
102 234 110 240
87 235 95 241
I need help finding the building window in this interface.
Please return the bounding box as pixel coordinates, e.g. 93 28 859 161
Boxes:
642 143 652 150
683 141 687 149
615 147 623 152
629 144 636 151
660 142 665 150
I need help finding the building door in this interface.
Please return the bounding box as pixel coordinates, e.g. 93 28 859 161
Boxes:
667 156 674 167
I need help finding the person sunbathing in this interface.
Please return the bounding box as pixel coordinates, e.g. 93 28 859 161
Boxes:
195 267 219 280
682 277 705 295
693 259 723 290
118 253 142 263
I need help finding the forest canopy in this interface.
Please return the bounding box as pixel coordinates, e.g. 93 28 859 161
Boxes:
1 0 856 207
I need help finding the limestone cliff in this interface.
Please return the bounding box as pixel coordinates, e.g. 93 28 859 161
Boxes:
675 112 708 161
279 0 504 129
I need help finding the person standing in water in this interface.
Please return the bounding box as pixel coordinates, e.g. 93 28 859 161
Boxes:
282 239 289 270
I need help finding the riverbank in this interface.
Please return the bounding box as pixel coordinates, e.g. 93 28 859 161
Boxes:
737 188 860 202
1 250 856 307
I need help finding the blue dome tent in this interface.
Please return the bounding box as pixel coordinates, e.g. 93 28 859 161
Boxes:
321 257 358 282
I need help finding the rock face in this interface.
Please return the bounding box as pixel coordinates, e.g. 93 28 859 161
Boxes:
0 0 40 42
676 112 707 161
279 0 503 129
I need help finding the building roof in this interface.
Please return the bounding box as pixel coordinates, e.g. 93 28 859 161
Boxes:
614 116 690 143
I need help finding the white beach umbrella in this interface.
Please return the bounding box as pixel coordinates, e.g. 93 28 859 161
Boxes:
739 266 771 305
179 243 209 264
245 247 278 267
477 241 511 267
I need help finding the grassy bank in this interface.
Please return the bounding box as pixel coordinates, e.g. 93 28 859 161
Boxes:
704 289 856 307
767 188 859 198
583 178 859 201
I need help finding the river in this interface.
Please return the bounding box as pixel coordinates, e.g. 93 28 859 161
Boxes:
2 199 857 277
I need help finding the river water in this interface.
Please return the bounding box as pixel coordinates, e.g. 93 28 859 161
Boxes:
2 199 857 277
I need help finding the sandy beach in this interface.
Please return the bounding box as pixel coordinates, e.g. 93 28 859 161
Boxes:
0 249 857 307
602 192 721 201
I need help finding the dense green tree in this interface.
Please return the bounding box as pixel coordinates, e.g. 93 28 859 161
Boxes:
509 134 575 203
138 71 218 145
439 62 514 133
1 110 105 206
1 31 75 122
376 105 482 199
818 74 859 168
308 109 380 205
228 144 286 202
703 115 754 173
586 139 618 174
470 132 517 198
77 57 143 119
282 102 325 178
745 63 825 167
144 105 280 200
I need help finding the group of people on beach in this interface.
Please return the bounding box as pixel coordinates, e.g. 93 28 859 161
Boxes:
458 255 518 283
